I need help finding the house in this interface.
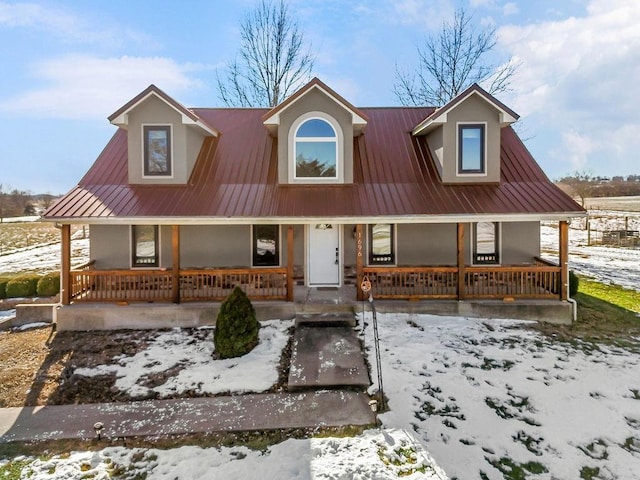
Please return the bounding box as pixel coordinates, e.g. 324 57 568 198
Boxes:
44 78 584 325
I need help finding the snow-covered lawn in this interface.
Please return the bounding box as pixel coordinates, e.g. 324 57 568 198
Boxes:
74 321 292 397
366 314 640 479
541 223 640 292
0 429 446 480
3 314 639 478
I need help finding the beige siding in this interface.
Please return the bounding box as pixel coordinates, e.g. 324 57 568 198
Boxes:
439 94 501 184
396 223 459 266
127 96 205 185
426 128 444 178
277 88 354 184
501 222 540 264
89 225 130 269
180 225 251 268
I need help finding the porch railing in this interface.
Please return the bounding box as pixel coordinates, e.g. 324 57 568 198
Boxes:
362 266 458 299
363 264 561 300
69 267 288 303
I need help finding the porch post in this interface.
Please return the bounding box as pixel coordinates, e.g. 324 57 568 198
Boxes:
61 224 71 305
172 225 180 303
355 224 364 301
287 225 294 302
559 220 569 301
457 223 465 300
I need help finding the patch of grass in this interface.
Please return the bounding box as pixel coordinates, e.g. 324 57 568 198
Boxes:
0 458 33 480
579 277 640 313
512 430 544 456
580 465 600 479
486 456 548 479
578 439 608 460
529 278 640 349
620 436 640 454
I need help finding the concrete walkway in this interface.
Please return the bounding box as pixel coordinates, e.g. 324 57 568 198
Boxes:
288 315 370 390
0 311 377 444
0 391 375 443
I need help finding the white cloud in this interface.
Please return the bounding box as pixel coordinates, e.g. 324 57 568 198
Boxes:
502 2 518 16
498 0 640 175
0 1 154 47
388 0 455 30
561 130 599 170
0 55 206 119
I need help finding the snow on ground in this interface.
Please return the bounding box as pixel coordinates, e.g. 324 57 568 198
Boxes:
0 429 446 480
75 320 293 397
3 314 640 478
364 313 640 479
541 223 640 292
0 238 89 274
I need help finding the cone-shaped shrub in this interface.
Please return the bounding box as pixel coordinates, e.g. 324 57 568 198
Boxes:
214 286 260 359
37 272 60 297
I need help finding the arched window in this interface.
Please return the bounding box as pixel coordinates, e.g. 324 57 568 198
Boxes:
294 118 338 179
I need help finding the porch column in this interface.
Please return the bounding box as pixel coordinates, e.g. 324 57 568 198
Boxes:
457 223 465 300
61 224 71 305
559 220 569 301
355 224 364 301
172 225 180 303
286 225 294 302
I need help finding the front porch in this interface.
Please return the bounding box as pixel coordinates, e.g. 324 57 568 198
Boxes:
57 222 570 306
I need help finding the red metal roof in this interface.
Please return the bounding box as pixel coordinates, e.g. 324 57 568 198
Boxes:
45 106 584 222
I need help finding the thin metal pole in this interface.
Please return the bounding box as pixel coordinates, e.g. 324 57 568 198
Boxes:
369 294 385 411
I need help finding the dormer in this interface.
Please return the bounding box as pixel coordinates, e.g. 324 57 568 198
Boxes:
412 84 519 184
108 85 218 185
262 78 367 185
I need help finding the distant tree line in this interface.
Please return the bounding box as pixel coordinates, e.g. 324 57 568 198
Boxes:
0 184 57 221
556 172 640 206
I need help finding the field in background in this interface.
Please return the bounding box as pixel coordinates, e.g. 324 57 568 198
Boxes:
583 195 640 212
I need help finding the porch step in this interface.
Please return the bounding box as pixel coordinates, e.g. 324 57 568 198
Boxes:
288 316 370 391
295 312 354 328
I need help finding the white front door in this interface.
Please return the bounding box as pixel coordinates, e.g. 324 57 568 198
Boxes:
307 224 341 286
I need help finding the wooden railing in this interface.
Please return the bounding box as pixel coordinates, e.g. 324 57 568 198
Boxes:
363 264 561 300
463 266 560 299
69 267 288 303
362 267 458 299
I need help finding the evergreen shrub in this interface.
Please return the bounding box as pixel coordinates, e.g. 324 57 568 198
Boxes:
569 270 580 297
214 286 260 359
6 275 39 298
37 272 60 297
0 277 9 299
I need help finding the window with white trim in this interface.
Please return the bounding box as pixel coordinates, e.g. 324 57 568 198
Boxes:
294 118 337 179
473 221 499 264
132 225 159 267
143 125 172 176
458 124 485 174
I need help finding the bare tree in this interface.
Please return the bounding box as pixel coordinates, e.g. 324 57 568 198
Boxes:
216 0 315 108
394 8 518 106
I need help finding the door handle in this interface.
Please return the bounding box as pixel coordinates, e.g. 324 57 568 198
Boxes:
335 247 339 264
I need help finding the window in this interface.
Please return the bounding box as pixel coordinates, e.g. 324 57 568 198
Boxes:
369 224 395 265
473 222 499 264
294 118 337 179
132 225 159 267
253 225 280 267
458 124 485 174
143 125 172 176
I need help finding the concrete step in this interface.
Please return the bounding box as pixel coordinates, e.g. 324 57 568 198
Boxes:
295 312 354 327
288 319 370 391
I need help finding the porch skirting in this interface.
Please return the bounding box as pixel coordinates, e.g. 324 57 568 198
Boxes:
53 289 572 331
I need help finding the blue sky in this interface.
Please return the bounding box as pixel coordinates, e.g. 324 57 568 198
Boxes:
0 0 638 194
